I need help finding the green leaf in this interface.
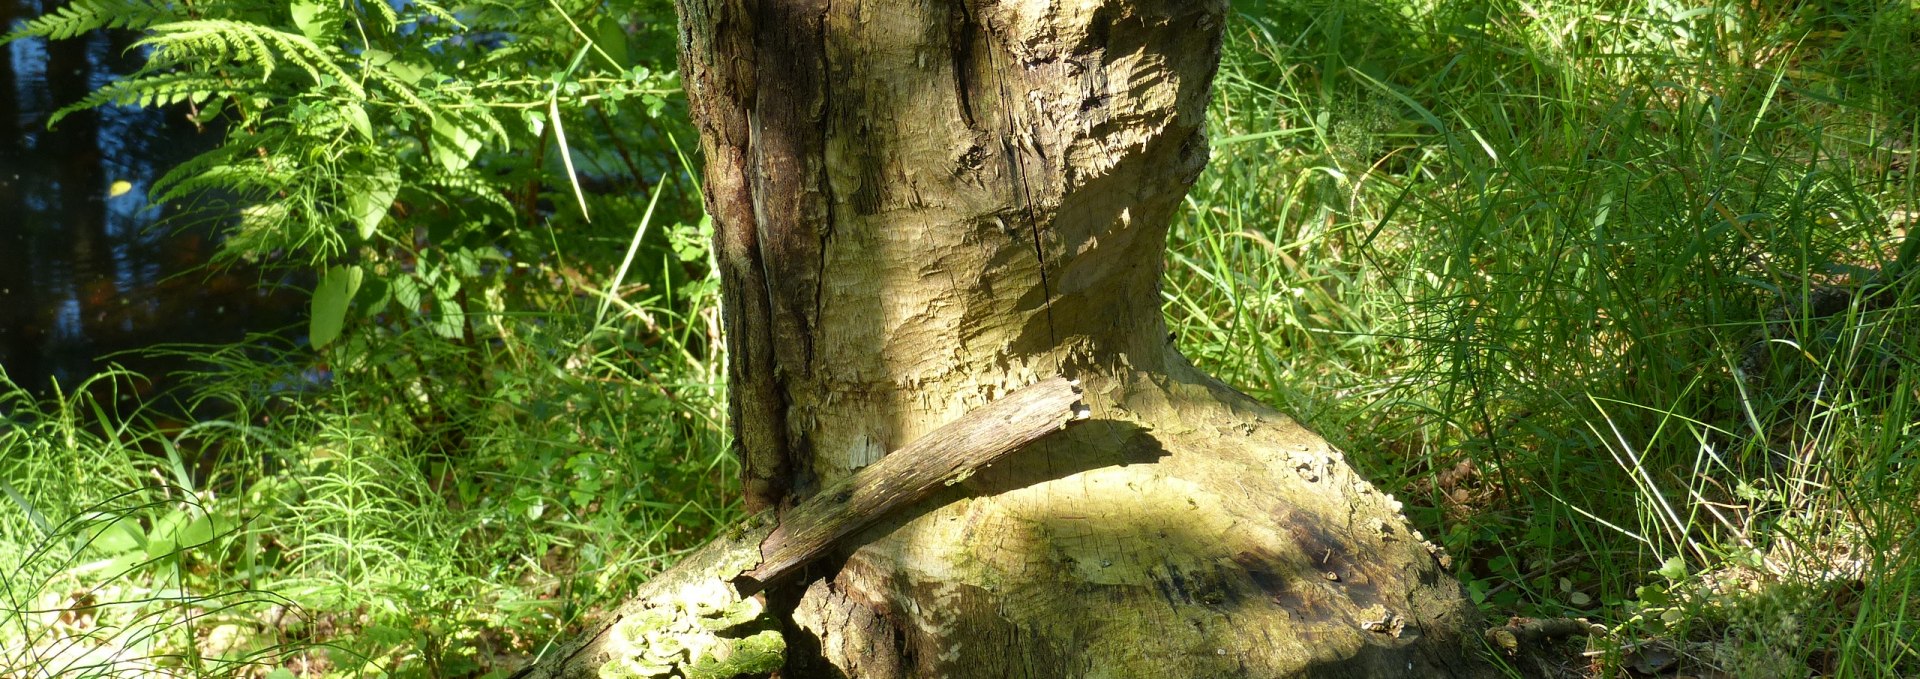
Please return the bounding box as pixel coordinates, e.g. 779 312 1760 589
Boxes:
347 167 398 240
144 508 231 559
1465 579 1487 604
431 116 482 172
1655 556 1688 581
1636 584 1670 606
590 15 632 70
343 103 373 140
145 508 189 559
177 512 218 547
87 515 147 554
394 274 423 313
289 0 329 41
383 56 436 86
452 247 481 277
363 624 411 645
310 265 364 349
522 109 546 137
358 274 392 315
430 278 465 338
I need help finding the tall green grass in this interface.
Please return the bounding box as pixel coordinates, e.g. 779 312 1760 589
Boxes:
1 271 735 676
1171 0 1917 675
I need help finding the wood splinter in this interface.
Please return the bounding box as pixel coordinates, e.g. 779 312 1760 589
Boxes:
735 375 1086 595
1484 617 1604 655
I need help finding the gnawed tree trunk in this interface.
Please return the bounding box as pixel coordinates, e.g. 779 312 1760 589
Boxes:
546 0 1494 676
511 379 1087 679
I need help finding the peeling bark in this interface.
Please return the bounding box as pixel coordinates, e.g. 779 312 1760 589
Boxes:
671 0 1495 675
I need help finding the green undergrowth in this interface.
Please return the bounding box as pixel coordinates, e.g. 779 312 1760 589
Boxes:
1170 0 1918 675
3 0 738 675
2 290 735 676
4 0 1917 677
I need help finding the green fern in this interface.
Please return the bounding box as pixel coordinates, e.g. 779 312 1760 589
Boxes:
418 172 517 214
137 20 364 96
21 0 692 345
47 21 369 128
363 64 434 116
50 72 240 126
151 145 281 206
411 1 463 30
0 0 173 43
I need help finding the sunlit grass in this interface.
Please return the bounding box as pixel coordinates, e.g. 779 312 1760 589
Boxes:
1 277 735 676
5 0 1917 677
1168 0 1918 675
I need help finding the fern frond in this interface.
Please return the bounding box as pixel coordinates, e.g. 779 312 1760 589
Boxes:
366 0 401 32
472 107 509 150
364 67 433 115
0 0 175 43
136 20 365 98
418 171 516 214
151 146 289 205
408 1 466 31
49 72 243 126
256 27 363 95
137 20 277 77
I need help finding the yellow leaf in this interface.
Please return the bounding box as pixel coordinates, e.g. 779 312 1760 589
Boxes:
109 180 134 198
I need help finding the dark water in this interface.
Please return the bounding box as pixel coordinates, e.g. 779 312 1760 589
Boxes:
1 1 306 402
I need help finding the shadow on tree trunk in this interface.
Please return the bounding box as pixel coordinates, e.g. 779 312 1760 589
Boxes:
518 0 1499 676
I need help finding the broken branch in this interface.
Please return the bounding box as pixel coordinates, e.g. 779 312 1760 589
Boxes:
737 375 1086 594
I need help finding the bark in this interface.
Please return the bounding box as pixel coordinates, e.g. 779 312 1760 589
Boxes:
510 378 1084 679
669 0 1494 675
739 376 1085 594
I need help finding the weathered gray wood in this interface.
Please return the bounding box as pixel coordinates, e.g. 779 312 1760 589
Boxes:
511 376 1084 679
1484 617 1602 654
737 375 1084 594
507 514 775 679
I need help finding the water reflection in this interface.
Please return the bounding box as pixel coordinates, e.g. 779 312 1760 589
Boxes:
1 1 307 403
